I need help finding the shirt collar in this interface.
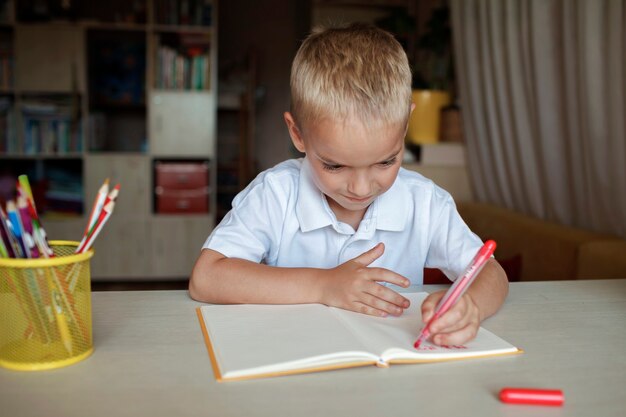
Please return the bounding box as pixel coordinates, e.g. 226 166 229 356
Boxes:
374 171 409 232
295 158 409 233
296 158 335 232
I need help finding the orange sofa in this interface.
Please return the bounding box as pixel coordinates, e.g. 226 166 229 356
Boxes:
456 202 626 281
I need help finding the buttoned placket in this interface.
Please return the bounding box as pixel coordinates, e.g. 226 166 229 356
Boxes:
336 205 378 265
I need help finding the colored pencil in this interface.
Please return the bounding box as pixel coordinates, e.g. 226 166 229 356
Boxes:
77 201 116 254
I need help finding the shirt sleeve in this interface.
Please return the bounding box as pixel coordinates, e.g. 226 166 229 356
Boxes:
424 190 484 280
203 172 289 263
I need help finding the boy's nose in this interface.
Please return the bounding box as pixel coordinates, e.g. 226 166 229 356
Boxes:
347 172 371 197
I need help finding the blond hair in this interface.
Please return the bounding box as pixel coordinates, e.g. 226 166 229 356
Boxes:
290 23 412 131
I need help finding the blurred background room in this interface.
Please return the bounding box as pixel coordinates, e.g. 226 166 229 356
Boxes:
0 0 624 289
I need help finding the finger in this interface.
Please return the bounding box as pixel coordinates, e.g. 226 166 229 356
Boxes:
352 242 384 267
350 301 389 318
421 291 445 323
367 267 410 288
364 282 410 310
429 311 470 335
428 302 469 334
431 323 479 347
360 292 406 316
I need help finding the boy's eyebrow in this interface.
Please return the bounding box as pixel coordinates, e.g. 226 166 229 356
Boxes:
378 149 402 162
316 154 343 166
317 149 402 166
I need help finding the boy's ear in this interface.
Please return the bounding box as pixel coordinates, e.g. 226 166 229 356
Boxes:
284 112 306 153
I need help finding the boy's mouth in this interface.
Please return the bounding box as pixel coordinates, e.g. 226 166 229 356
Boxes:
345 195 373 204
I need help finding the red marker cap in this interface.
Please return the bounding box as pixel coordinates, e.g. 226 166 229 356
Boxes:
499 388 564 406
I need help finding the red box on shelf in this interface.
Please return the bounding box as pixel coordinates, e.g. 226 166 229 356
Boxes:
155 162 209 190
154 161 210 214
155 187 210 214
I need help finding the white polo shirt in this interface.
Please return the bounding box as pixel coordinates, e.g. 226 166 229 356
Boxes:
203 157 483 285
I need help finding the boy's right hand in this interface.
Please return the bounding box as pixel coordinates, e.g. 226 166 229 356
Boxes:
318 243 411 317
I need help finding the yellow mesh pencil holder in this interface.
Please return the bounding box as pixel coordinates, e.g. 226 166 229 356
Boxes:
0 241 94 371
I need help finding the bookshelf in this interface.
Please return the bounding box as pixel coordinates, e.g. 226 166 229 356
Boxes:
0 0 218 280
216 50 257 221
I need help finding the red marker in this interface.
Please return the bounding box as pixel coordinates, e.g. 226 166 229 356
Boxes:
499 388 564 406
414 240 497 348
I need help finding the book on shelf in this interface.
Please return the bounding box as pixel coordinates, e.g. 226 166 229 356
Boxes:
156 43 210 90
154 0 212 26
87 112 107 152
19 97 82 154
197 292 522 382
43 165 83 215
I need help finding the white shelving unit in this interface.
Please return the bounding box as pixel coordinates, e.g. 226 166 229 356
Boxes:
403 143 474 202
0 0 218 280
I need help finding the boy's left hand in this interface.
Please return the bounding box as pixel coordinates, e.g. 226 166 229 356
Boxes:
420 291 481 346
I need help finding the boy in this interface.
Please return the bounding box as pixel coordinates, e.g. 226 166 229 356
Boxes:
189 24 508 346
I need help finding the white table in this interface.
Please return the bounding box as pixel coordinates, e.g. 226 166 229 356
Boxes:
2 280 626 417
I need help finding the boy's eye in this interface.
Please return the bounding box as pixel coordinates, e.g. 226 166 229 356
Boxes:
379 157 397 167
322 164 343 172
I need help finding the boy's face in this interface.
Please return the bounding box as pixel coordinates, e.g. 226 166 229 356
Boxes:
285 112 406 221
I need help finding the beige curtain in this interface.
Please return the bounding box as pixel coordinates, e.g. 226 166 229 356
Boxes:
450 0 626 238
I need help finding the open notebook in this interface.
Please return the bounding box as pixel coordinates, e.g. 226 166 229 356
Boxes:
196 292 521 381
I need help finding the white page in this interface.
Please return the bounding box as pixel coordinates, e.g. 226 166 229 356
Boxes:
201 303 376 378
332 292 518 362
330 292 427 355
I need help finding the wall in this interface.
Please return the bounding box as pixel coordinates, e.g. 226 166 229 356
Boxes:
218 0 310 171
